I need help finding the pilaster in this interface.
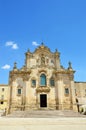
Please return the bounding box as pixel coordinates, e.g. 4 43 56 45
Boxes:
70 81 78 112
57 80 64 110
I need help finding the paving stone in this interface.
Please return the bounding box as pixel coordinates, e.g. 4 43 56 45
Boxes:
0 118 86 130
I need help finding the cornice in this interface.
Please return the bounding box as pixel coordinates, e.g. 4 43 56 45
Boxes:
9 70 31 82
10 70 31 75
55 69 75 74
0 84 8 86
33 44 60 57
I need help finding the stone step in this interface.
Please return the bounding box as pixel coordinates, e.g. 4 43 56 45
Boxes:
6 110 86 118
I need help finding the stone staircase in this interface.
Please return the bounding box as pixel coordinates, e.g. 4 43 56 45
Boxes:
5 110 86 118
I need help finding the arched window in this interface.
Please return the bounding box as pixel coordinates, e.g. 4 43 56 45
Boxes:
40 74 46 86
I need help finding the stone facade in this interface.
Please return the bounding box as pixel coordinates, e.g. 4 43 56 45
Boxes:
75 82 86 105
0 85 8 110
8 43 79 112
1 44 86 113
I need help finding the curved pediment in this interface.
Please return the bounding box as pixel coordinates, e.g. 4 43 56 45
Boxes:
25 43 60 69
34 43 52 55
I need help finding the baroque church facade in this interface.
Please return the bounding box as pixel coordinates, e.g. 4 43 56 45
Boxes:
8 43 86 113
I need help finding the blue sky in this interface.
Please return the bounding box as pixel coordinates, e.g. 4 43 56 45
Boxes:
0 0 86 84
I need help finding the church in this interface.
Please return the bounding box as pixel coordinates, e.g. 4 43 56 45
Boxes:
7 43 86 113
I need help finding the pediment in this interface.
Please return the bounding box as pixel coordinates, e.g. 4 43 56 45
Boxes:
34 43 52 55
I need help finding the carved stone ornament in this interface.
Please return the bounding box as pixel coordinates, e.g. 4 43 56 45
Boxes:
10 70 31 82
68 74 74 81
36 86 50 93
38 69 47 73
10 74 17 82
34 43 51 54
22 74 30 81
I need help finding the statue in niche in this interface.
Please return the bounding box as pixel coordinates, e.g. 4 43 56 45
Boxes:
46 58 49 63
36 58 39 65
41 56 45 65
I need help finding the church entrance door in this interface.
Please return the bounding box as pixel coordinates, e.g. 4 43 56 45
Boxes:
40 94 47 107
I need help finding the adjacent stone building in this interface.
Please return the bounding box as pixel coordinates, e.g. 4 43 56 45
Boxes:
75 82 86 106
0 84 8 110
1 43 86 112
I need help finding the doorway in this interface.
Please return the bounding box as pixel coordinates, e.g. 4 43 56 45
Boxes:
40 94 47 107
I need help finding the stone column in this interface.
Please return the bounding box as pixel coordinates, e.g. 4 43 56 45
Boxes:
10 81 17 112
8 85 12 114
36 78 39 109
71 81 78 112
11 81 17 104
22 81 27 110
25 81 29 110
57 80 64 110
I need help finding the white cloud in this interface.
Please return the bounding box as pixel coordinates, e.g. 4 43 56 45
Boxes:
5 41 13 46
32 41 39 46
1 64 11 69
12 44 18 49
5 41 19 49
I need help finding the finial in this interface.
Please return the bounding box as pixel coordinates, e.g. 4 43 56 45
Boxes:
55 49 58 52
27 48 30 52
68 61 72 69
13 62 17 69
41 42 44 46
21 65 26 71
61 65 64 69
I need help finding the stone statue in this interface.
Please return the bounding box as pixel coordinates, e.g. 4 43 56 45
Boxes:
41 57 45 65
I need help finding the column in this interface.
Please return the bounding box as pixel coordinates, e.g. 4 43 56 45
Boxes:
71 81 78 111
57 80 64 110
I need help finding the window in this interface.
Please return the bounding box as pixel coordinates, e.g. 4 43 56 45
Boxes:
40 74 46 86
50 79 55 86
32 80 36 87
51 60 54 63
65 88 69 94
18 89 21 95
1 101 3 104
2 88 4 92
